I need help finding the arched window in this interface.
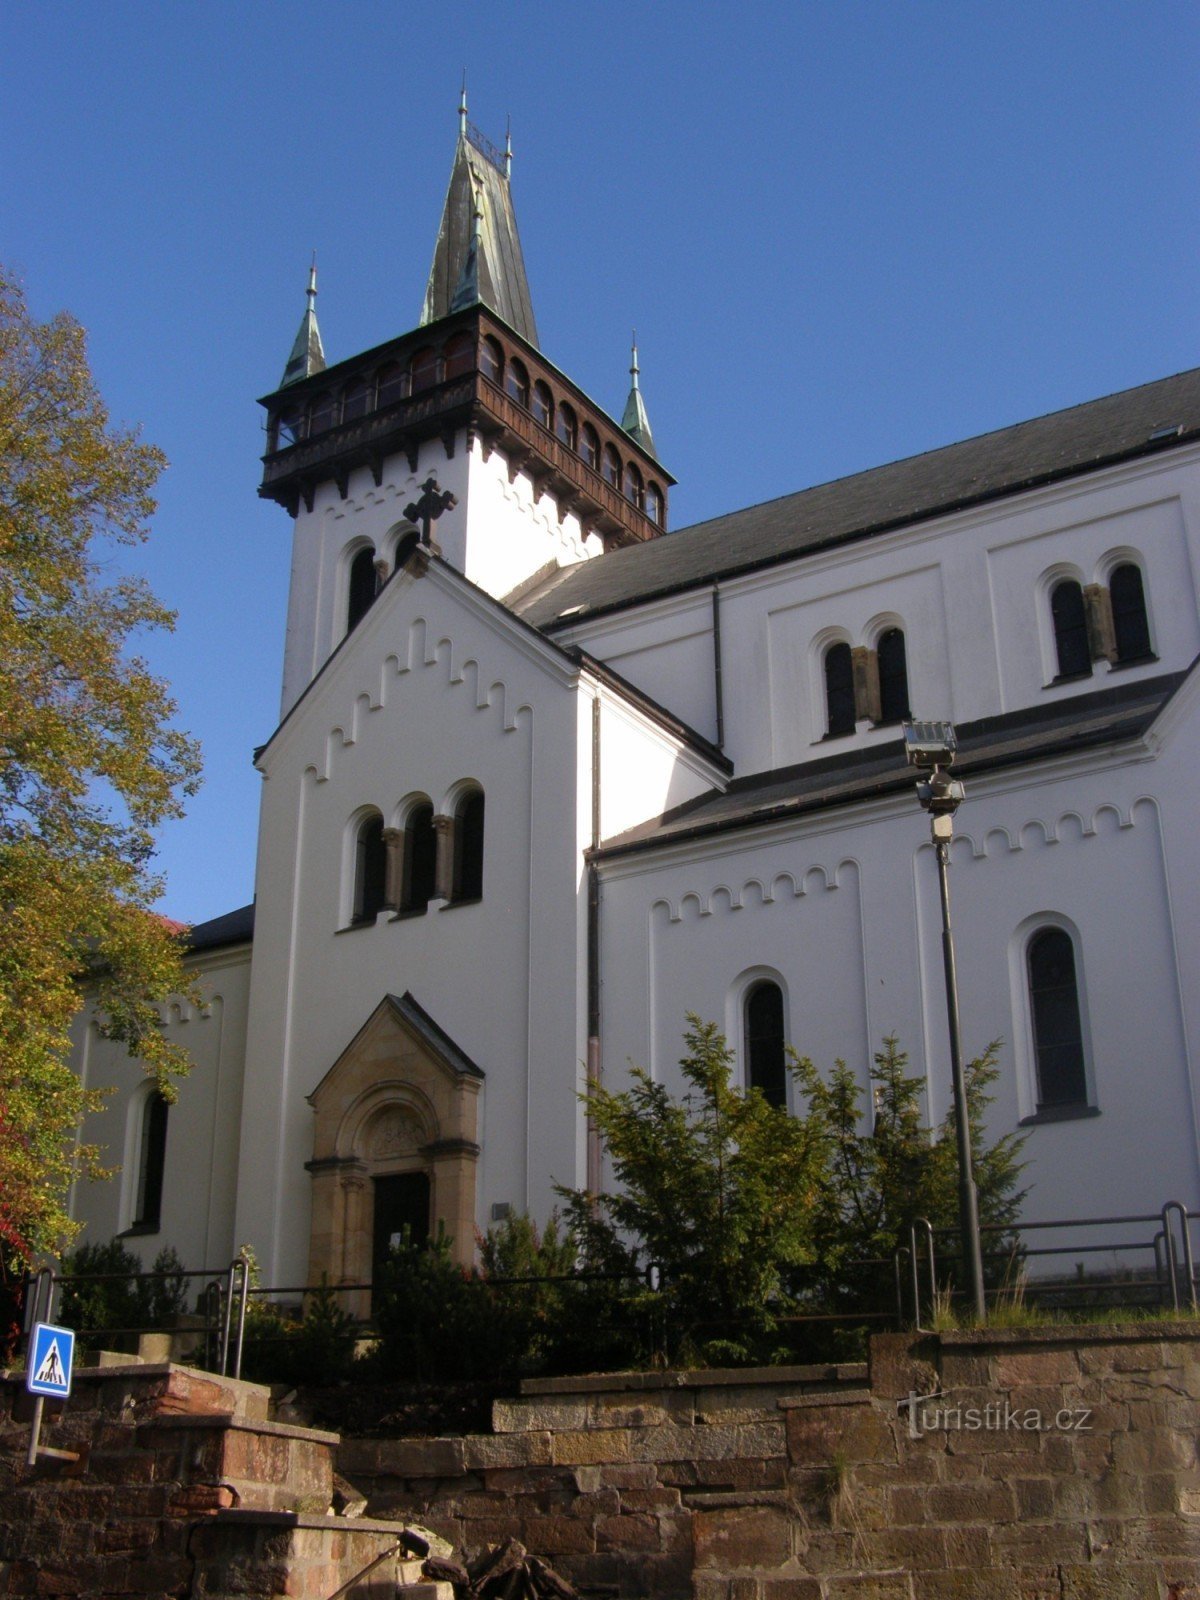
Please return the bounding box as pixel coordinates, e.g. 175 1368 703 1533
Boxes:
309 392 337 434
410 346 440 393
824 642 855 737
646 481 663 526
602 444 621 488
346 547 378 633
624 462 645 510
401 802 438 915
452 789 485 902
1051 579 1091 679
556 401 578 452
532 381 554 430
1027 927 1088 1109
133 1092 169 1230
581 424 601 471
352 813 388 925
274 408 303 449
443 332 475 380
481 337 504 385
1110 563 1152 663
744 982 787 1109
378 362 408 408
506 358 530 408
876 628 910 724
342 376 372 422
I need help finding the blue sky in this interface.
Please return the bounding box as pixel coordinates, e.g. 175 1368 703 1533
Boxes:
4 2 1197 924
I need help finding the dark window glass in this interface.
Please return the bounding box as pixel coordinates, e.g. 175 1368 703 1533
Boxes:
624 462 645 509
581 424 600 471
556 402 578 451
481 337 504 384
341 377 372 422
274 409 302 448
134 1093 169 1229
602 444 621 487
745 982 787 1109
353 814 387 924
1110 564 1152 663
506 358 530 408
876 628 910 723
646 482 663 526
410 346 440 393
309 392 337 434
824 642 855 736
1051 580 1092 678
453 790 485 901
402 802 438 914
372 1173 430 1307
378 362 408 408
1028 928 1088 1108
443 332 475 379
532 381 553 430
347 547 378 633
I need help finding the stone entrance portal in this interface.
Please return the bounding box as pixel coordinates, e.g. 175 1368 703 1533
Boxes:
305 992 483 1306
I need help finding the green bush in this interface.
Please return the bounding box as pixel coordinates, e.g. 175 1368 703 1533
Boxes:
58 1240 190 1349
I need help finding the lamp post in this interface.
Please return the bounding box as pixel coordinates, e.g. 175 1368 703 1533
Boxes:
902 720 987 1323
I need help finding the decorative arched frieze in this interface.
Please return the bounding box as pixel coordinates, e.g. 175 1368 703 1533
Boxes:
652 858 854 922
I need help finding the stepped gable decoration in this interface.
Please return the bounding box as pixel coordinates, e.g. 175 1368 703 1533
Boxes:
423 87 539 347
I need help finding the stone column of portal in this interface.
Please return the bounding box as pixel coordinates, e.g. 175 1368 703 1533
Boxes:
341 1169 369 1321
382 828 402 911
433 814 454 903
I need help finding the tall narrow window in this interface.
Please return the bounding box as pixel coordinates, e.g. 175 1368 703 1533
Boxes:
481 337 504 385
1051 579 1092 678
410 346 440 393
347 547 378 633
602 444 621 488
353 813 387 924
274 408 302 448
624 462 645 510
556 401 578 452
378 362 408 408
824 642 855 736
876 628 910 724
443 332 475 380
452 790 485 902
341 376 372 422
646 481 664 526
1028 928 1088 1109
745 982 787 1109
1110 563 1152 663
506 359 530 409
401 802 438 914
532 381 554 430
309 392 337 434
581 424 601 471
133 1093 169 1230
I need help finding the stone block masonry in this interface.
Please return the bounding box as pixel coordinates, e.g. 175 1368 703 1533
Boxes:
336 1328 1200 1599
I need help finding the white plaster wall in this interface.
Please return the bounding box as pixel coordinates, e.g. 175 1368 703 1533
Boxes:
462 439 602 603
67 944 252 1273
593 686 726 841
235 561 593 1284
598 732 1200 1232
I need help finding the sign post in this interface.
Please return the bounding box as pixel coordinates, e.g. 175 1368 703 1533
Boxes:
25 1322 78 1468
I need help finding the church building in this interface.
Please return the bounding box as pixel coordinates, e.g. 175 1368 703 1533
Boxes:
69 107 1200 1292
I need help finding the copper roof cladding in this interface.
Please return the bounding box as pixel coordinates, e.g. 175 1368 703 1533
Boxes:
422 124 539 348
257 304 672 547
517 367 1200 631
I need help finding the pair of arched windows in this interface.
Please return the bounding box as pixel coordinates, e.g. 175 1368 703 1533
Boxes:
823 628 910 738
350 789 485 925
1049 563 1153 681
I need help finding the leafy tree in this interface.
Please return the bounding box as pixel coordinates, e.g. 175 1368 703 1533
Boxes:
561 1017 831 1363
0 268 201 1285
793 1038 1027 1315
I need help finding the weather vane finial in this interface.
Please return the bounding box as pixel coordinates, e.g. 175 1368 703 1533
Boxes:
459 73 468 138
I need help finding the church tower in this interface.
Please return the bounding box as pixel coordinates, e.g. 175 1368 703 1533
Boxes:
258 102 672 717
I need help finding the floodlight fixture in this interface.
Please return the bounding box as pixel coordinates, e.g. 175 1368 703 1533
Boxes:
902 719 958 771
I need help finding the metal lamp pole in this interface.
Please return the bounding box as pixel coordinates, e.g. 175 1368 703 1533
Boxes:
904 722 987 1324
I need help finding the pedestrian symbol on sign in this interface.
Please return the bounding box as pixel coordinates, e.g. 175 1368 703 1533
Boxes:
26 1322 75 1399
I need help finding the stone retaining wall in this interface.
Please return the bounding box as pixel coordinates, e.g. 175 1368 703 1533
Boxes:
338 1327 1200 1600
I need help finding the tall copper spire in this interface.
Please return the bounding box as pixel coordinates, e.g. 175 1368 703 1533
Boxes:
621 332 657 459
280 257 326 387
421 97 539 346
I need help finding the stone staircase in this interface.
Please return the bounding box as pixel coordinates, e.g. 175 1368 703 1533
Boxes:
0 1359 451 1600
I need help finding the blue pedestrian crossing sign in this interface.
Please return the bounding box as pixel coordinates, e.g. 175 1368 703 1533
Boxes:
26 1322 75 1399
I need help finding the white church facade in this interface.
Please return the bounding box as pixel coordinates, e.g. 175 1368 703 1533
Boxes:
69 115 1200 1292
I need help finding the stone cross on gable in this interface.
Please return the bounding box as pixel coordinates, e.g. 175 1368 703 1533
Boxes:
404 476 458 547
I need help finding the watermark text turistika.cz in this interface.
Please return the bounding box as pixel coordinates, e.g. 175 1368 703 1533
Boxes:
899 1390 1092 1440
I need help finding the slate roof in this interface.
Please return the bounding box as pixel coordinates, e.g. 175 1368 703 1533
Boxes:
517 368 1200 631
185 902 255 953
595 670 1187 859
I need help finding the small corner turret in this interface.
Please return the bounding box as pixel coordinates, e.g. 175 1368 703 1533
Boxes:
280 258 326 388
621 334 656 461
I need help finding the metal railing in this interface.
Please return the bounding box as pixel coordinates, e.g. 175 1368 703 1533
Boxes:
899 1200 1198 1330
